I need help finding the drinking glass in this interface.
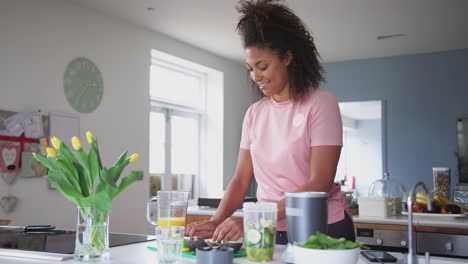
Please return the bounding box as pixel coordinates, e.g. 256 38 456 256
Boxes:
156 226 184 263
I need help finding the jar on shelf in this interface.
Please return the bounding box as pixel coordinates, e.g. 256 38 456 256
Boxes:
364 172 406 216
433 167 451 199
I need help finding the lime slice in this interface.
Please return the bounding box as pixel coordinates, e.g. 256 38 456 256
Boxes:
260 219 273 228
247 229 262 244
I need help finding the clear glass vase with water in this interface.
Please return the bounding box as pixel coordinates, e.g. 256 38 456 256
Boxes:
74 207 110 262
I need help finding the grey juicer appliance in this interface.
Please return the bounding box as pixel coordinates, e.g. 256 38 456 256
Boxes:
283 192 328 263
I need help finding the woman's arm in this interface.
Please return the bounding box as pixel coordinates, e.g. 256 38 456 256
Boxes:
276 145 341 221
186 149 254 238
211 149 254 224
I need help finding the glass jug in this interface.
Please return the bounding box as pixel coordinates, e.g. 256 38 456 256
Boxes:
146 190 190 227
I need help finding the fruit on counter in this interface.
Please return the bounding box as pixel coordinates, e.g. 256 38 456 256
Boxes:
445 204 464 214
407 194 465 214
185 236 208 250
218 241 243 251
245 221 276 261
433 195 454 206
432 196 465 214
427 204 441 214
431 198 444 209
412 202 427 213
416 193 428 205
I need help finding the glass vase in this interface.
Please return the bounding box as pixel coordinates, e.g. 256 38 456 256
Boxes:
74 207 110 262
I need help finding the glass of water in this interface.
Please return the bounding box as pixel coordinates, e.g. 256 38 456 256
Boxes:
156 226 184 263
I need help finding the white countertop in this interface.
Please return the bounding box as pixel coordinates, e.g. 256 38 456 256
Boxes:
1 241 466 264
353 214 468 229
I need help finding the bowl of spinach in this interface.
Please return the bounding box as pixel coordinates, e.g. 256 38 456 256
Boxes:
293 232 366 264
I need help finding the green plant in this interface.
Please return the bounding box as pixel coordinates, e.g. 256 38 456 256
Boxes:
298 232 367 250
33 131 143 254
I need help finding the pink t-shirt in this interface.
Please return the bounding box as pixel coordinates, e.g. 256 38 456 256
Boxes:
240 88 349 231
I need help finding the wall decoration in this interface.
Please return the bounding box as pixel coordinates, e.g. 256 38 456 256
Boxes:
49 112 80 143
0 145 20 173
0 196 18 213
22 112 44 138
21 152 47 177
0 110 49 137
64 57 104 113
1 171 18 185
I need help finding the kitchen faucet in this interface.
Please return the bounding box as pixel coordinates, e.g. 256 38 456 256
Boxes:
406 181 432 264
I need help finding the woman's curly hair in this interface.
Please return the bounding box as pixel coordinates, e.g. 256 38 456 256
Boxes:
236 0 325 101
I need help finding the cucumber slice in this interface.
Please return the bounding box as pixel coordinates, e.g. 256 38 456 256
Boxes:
260 219 273 228
247 229 262 244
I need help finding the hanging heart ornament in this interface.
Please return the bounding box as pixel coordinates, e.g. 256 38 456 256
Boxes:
1 172 18 184
2 148 17 166
0 196 18 213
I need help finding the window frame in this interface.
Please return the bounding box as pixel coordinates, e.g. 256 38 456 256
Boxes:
149 59 206 199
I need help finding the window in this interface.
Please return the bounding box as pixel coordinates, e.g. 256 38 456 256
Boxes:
149 49 224 199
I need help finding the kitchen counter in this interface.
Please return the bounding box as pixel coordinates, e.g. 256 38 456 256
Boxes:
188 206 468 230
188 206 244 216
353 215 468 229
1 242 466 264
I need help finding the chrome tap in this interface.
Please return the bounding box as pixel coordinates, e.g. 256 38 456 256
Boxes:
406 181 432 264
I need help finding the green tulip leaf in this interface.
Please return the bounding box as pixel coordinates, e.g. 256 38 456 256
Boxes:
96 168 118 200
46 170 84 205
56 157 81 193
32 153 57 170
81 191 112 214
59 143 77 164
115 171 143 197
92 142 103 170
88 146 100 188
74 161 90 197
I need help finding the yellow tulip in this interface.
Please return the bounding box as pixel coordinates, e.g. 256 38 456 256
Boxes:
46 147 58 158
51 137 62 150
129 153 139 164
72 136 82 150
86 131 96 144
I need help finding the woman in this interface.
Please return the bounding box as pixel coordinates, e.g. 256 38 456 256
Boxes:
187 0 354 244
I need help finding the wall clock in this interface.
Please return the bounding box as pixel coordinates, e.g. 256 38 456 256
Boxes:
64 57 104 113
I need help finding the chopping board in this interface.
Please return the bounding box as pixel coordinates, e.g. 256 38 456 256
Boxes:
147 246 247 259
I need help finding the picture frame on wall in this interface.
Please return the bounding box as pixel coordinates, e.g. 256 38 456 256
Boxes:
47 112 80 190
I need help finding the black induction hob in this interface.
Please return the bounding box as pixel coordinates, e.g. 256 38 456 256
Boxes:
0 227 154 254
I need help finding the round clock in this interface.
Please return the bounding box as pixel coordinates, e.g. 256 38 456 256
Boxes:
64 57 104 113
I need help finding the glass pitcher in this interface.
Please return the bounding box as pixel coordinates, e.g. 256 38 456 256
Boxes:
147 190 190 227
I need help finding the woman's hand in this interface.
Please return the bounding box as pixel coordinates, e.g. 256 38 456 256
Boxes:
186 220 220 238
212 217 244 242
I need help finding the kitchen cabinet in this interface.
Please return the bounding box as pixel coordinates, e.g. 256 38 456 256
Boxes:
354 215 468 258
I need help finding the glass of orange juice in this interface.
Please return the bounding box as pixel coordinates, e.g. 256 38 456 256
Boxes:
147 190 190 227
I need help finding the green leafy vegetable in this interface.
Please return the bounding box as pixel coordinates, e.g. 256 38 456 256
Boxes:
298 232 367 250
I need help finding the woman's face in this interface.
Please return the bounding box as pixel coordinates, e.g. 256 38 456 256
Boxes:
245 46 291 102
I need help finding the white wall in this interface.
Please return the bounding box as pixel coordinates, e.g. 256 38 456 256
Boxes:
0 0 251 234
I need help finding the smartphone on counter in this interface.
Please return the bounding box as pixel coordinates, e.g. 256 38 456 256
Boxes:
360 251 397 262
